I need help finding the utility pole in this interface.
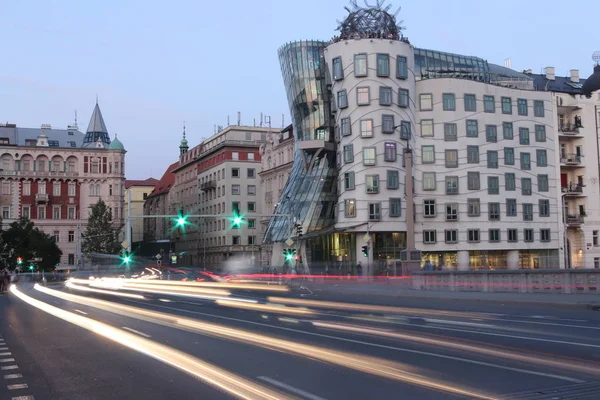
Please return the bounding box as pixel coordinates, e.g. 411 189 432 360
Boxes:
125 189 132 254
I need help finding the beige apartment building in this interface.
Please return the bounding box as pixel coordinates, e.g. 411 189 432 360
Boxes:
124 178 158 243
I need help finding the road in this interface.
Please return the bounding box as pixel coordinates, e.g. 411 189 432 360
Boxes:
1 278 600 400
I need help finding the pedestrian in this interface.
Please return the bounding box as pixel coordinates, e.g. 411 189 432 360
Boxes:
423 260 434 272
1 270 10 293
356 262 363 277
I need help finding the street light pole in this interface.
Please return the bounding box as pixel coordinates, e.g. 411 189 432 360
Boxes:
562 194 569 269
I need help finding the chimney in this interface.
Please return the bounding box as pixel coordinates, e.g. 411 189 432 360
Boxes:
544 67 555 81
570 69 580 83
504 58 512 69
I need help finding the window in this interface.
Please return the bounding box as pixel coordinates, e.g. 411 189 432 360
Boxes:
247 202 256 212
489 203 500 220
343 144 354 163
504 148 514 165
467 198 480 216
535 125 546 142
505 173 516 191
540 229 551 242
442 93 456 111
354 54 367 76
519 128 530 145
446 203 458 221
444 123 457 141
2 206 9 219
468 229 480 243
389 198 401 217
51 182 61 196
422 146 435 164
539 200 550 217
507 229 518 243
445 150 458 168
344 172 355 190
400 121 411 140
506 198 517 216
384 142 396 162
245 132 253 141
501 97 512 114
23 182 31 196
524 229 534 242
366 175 379 194
68 183 76 196
232 202 240 214
68 207 75 219
363 148 376 165
376 53 390 76
594 230 599 246
423 230 437 244
109 184 113 196
484 95 495 113
520 152 531 170
247 219 256 229
445 230 458 243
53 206 60 219
517 98 528 116
464 94 476 112
420 94 433 110
398 89 409 108
487 151 498 168
337 90 348 109
360 119 373 137
382 115 395 133
232 152 239 160
467 146 479 163
1 181 10 195
445 176 458 195
489 229 501 243
53 231 59 242
341 117 351 136
522 178 532 195
68 254 75 265
488 176 499 194
533 151 548 169
523 203 533 221
423 172 436 190
67 230 74 242
22 206 30 219
396 55 408 79
38 206 46 219
421 120 434 137
37 160 45 172
503 122 514 140
332 57 343 80
486 125 497 142
596 258 600 269
468 172 480 190
379 87 392 106
345 199 356 218
231 185 240 195
534 100 545 117
248 236 256 245
424 200 436 217
357 87 370 105
247 168 255 178
232 236 241 245
368 203 381 220
386 170 398 189
91 159 99 173
247 185 256 195
466 120 478 137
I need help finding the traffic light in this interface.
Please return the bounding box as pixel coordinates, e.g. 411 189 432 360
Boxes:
174 209 188 229
362 245 368 257
17 257 23 265
230 211 244 229
122 250 131 265
295 224 303 237
29 265 35 271
283 248 297 262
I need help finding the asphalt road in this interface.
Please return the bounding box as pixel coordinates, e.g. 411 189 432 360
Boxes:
1 280 600 400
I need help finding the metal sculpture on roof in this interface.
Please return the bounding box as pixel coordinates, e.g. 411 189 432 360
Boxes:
582 51 600 98
336 0 404 39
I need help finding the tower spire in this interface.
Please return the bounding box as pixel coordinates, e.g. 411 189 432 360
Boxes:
179 121 189 155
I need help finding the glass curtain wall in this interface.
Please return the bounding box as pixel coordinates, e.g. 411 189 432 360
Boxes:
264 41 337 243
414 48 490 82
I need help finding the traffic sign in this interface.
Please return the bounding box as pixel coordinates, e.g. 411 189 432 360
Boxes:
285 238 294 246
121 241 130 249
155 253 162 260
363 234 371 243
34 257 42 262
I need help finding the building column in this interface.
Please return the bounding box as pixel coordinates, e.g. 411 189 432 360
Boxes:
507 250 519 270
457 250 469 271
356 232 371 277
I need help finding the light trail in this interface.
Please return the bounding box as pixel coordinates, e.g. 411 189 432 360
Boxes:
10 285 292 400
66 281 145 300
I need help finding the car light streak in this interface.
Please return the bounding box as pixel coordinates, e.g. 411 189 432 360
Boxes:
66 281 145 299
35 285 496 399
10 285 291 400
215 300 316 316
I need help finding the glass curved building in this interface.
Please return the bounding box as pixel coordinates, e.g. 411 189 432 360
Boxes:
263 41 337 244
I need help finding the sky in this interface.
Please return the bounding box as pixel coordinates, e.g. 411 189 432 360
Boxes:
1 0 599 180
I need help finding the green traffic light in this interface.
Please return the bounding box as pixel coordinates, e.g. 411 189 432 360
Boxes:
234 217 242 225
285 254 293 261
176 217 186 226
123 256 131 263
29 265 34 271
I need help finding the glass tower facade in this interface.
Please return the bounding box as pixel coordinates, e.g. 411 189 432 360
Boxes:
263 41 337 243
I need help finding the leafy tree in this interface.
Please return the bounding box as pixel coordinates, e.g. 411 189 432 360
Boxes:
1 218 62 271
82 199 121 255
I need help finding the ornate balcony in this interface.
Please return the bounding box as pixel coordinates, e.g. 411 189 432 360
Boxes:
562 183 584 196
560 154 583 166
200 180 217 192
566 214 585 227
35 193 49 204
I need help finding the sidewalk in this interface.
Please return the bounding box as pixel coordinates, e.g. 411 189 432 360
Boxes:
294 280 600 309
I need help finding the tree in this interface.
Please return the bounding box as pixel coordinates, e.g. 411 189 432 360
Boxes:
1 218 62 271
82 199 121 255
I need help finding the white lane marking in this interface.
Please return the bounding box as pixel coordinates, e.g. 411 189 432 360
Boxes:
258 376 327 400
128 299 584 383
278 317 299 324
0 352 12 356
12 396 35 400
121 327 151 338
1 366 18 370
490 318 600 331
424 319 496 328
0 347 8 351
74 309 88 315
4 374 23 379
7 383 28 390
530 316 587 322
0 359 15 363
158 299 173 303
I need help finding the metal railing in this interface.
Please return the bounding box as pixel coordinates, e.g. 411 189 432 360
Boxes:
35 193 49 203
560 154 583 165
566 214 585 226
559 124 580 134
562 183 584 194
